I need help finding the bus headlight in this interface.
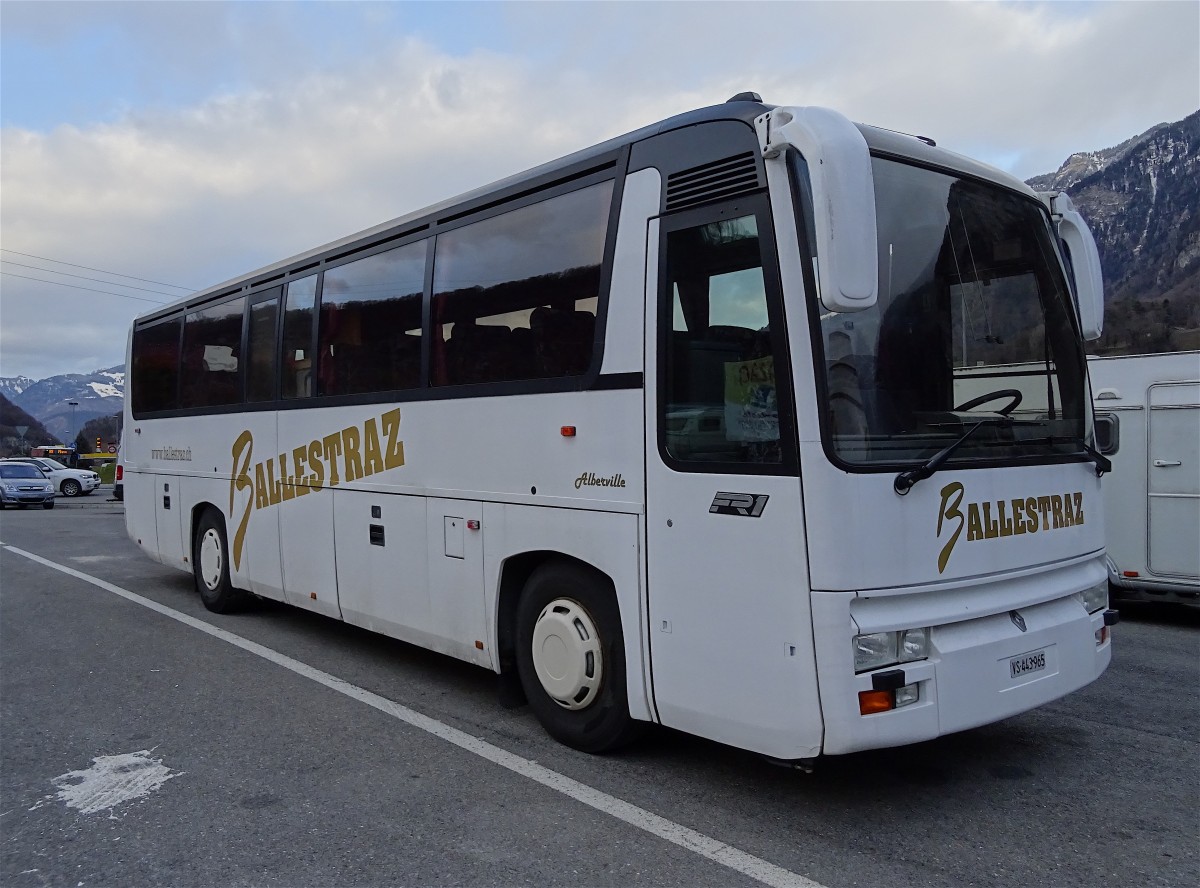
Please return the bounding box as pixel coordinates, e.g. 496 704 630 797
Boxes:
900 627 929 662
1080 581 1108 614
854 627 931 673
853 632 897 672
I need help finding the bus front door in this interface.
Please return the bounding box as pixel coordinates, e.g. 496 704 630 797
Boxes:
643 201 822 760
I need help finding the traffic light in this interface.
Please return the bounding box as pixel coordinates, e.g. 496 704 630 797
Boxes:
96 437 102 453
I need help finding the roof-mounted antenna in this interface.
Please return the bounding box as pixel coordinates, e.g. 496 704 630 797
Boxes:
726 92 763 103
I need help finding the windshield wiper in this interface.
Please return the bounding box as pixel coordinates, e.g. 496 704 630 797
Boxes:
1050 436 1112 477
893 417 1014 495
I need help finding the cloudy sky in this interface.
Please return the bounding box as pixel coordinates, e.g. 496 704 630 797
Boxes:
2 0 1197 380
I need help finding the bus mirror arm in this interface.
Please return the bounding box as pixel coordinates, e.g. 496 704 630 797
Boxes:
1040 191 1104 341
756 107 878 314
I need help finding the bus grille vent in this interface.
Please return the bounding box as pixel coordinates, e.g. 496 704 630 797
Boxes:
665 152 763 211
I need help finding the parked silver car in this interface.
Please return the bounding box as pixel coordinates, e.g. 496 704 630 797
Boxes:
0 463 56 509
0 457 100 497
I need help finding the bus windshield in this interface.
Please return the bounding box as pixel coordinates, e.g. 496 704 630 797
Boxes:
813 156 1089 467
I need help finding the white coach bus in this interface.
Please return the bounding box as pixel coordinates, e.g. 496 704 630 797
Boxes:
124 94 1118 763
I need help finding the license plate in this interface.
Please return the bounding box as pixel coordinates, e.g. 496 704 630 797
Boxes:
1009 649 1047 679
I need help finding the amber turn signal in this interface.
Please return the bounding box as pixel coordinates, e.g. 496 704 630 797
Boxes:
858 689 894 715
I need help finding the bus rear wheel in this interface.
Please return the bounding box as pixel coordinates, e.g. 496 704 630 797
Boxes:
193 510 246 614
515 562 641 753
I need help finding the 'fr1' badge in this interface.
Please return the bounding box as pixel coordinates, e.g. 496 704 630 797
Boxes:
709 492 769 517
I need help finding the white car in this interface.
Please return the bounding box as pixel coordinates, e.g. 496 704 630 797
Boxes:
1 457 101 497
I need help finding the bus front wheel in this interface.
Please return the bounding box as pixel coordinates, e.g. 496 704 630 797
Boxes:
193 510 246 614
515 562 641 753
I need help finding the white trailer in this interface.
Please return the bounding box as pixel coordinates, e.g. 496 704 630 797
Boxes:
1090 351 1200 605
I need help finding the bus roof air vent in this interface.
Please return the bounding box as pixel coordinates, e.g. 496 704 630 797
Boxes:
726 92 763 103
665 152 763 212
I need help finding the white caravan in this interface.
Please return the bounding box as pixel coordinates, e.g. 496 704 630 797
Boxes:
1090 351 1200 606
123 94 1117 764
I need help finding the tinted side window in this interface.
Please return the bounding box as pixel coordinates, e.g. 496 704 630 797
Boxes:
181 296 245 408
131 318 182 414
282 274 318 399
431 181 613 386
246 287 281 403
661 212 791 467
318 240 427 396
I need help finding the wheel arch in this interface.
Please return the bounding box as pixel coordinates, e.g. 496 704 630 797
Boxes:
190 500 222 550
495 551 615 677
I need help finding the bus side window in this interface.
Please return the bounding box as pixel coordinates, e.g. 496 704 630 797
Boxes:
282 273 318 399
318 240 426 396
131 317 182 414
180 295 244 409
245 287 281 403
430 181 613 387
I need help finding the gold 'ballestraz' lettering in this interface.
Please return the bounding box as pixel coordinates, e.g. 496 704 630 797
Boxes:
937 482 1086 574
227 411 408 568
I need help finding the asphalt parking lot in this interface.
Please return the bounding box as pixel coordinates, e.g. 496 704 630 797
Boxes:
1 499 1197 888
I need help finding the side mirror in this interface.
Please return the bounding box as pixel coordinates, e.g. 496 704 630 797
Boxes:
1093 412 1119 456
756 107 878 313
1042 191 1104 341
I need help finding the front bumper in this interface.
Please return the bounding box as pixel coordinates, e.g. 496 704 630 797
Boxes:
813 555 1112 756
1 489 55 505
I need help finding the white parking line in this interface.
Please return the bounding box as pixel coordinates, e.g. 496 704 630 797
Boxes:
0 541 827 888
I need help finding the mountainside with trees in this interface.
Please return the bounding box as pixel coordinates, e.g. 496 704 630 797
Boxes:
1027 109 1200 354
0 393 59 456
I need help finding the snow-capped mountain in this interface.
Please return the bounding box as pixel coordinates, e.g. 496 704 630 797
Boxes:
0 375 36 401
1027 109 1199 354
1 365 125 442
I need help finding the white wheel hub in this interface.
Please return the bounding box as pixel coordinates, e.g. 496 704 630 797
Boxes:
530 598 603 710
198 528 224 591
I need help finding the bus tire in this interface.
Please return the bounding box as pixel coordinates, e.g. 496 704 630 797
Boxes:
515 562 641 753
193 510 246 614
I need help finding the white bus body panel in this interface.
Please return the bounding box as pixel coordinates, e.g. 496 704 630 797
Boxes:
125 386 648 671
803 457 1106 591
1090 351 1200 602
600 167 660 376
